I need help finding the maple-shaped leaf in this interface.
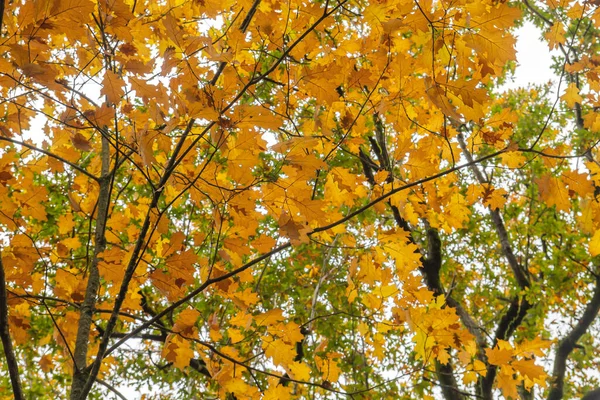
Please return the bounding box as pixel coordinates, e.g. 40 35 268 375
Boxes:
256 309 285 326
278 211 310 245
21 63 46 78
465 29 517 68
463 371 478 385
162 334 194 370
263 382 292 400
287 361 311 381
516 337 551 358
485 340 514 366
561 83 583 108
545 22 566 50
536 174 571 212
424 76 465 125
263 338 296 367
497 365 520 400
39 354 54 373
315 354 342 382
512 359 546 382
172 309 200 335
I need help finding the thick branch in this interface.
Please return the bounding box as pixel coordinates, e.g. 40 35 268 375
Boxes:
547 275 600 400
0 251 25 400
0 0 5 37
457 134 529 289
480 297 530 399
457 134 533 399
421 227 465 400
70 131 112 399
363 131 466 400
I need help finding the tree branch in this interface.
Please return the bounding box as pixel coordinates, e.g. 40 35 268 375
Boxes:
548 275 600 400
0 136 99 182
457 133 530 289
0 250 25 400
363 126 466 400
456 133 534 399
0 0 5 37
95 378 127 400
70 123 113 399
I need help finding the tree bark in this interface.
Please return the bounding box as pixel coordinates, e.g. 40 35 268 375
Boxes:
70 133 112 400
548 275 600 400
0 250 25 400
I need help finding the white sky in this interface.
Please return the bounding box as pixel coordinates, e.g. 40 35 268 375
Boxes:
503 21 557 91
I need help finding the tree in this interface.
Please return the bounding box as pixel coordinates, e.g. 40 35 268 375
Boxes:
1 0 600 398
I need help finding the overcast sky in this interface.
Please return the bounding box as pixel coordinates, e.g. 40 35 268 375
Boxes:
503 21 557 91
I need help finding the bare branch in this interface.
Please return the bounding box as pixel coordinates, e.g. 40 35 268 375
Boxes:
548 275 600 400
0 250 25 400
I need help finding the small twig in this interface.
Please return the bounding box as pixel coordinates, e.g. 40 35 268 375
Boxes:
308 235 339 331
95 378 127 400
0 136 99 182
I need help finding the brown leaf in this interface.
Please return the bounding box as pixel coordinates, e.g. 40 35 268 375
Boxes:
68 193 82 213
0 170 13 185
21 63 46 78
424 76 465 125
119 43 138 56
70 132 92 152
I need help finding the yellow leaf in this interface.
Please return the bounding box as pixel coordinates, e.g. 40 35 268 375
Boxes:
463 371 478 385
57 214 76 235
497 365 520 400
424 76 465 125
517 337 551 358
162 335 194 370
545 22 566 50
263 380 292 400
173 309 200 334
536 174 571 212
512 359 547 381
315 354 341 382
256 309 284 326
590 230 600 257
263 339 296 367
287 361 311 381
483 187 508 210
101 70 125 105
561 83 583 108
485 341 514 366
473 359 487 376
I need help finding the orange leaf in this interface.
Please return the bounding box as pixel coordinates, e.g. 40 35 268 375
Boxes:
101 70 125 105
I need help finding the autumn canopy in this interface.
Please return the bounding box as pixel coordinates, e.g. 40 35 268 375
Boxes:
0 0 600 399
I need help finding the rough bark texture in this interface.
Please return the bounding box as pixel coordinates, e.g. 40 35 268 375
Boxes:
70 134 112 400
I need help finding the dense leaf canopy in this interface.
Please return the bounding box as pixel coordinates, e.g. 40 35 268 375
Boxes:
1 0 600 399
